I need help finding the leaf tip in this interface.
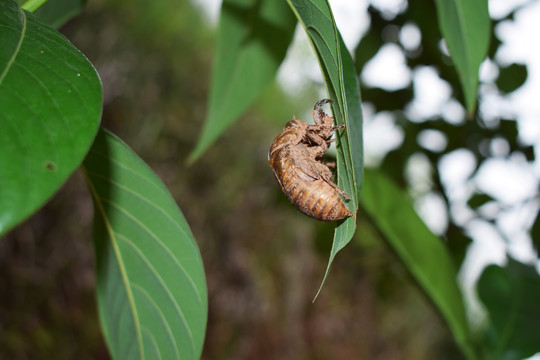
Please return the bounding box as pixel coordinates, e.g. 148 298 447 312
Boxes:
312 285 324 303
186 143 205 166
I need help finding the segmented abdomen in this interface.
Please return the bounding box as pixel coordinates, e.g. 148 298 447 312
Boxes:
270 150 352 222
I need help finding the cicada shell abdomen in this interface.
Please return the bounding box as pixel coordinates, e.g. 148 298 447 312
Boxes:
269 148 352 222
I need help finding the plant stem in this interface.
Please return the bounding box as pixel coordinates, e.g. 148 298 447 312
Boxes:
21 0 47 12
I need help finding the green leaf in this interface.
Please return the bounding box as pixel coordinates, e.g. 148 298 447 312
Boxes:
477 258 540 360
446 223 473 269
188 0 296 162
467 192 494 209
360 168 476 359
433 0 490 113
286 0 364 299
20 0 47 12
83 129 208 360
353 9 382 74
496 63 528 94
0 0 102 236
34 0 86 29
531 210 540 254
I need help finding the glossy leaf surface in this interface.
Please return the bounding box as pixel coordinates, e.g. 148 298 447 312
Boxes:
0 0 102 235
83 129 208 360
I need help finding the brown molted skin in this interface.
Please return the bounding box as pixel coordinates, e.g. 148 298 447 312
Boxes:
268 99 353 222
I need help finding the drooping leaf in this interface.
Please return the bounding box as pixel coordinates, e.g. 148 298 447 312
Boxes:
188 0 296 162
0 0 102 236
286 0 363 298
83 129 208 360
477 258 540 360
433 0 490 113
360 168 477 359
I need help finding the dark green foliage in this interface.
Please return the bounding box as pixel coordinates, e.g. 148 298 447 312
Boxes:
496 63 528 93
478 258 540 359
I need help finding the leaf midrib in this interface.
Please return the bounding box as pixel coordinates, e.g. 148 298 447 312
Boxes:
0 8 26 84
82 166 145 359
453 1 472 81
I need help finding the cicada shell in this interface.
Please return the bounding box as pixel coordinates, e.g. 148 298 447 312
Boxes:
268 99 353 222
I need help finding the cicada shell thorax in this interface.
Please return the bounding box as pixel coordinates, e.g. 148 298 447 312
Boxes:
268 118 308 159
270 146 352 221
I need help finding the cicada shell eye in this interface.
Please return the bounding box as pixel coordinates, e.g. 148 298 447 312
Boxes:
285 120 300 128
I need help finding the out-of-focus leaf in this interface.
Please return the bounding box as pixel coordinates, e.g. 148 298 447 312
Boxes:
433 0 490 113
83 129 208 360
498 119 518 142
407 0 464 104
360 168 476 359
19 0 46 12
521 145 535 161
353 7 383 74
34 0 86 28
354 30 379 74
531 210 540 254
188 0 296 162
0 0 102 236
477 258 540 360
446 223 473 269
487 21 503 59
360 87 412 112
467 193 494 209
496 63 527 94
286 0 364 298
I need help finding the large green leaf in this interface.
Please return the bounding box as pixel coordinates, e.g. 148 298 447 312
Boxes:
477 258 540 360
360 168 476 359
83 129 208 360
286 0 363 298
0 0 102 236
188 0 296 162
433 0 490 113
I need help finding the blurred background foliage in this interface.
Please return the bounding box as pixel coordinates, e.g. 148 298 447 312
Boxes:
1 0 538 359
359 0 535 266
